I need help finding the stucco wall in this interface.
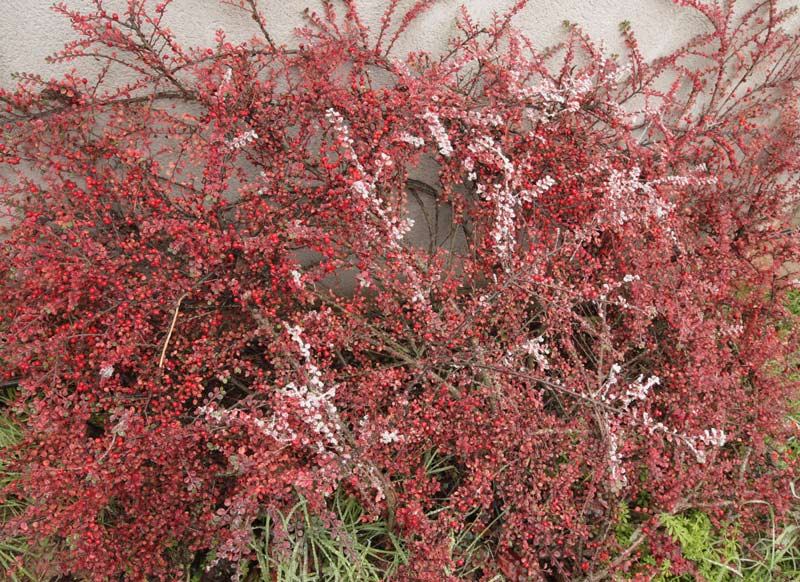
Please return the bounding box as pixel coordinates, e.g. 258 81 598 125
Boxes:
1 0 797 282
0 0 717 85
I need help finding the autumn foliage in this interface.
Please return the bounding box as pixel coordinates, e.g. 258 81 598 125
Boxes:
1 0 800 580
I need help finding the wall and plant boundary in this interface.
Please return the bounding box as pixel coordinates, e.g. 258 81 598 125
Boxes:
1 1 800 580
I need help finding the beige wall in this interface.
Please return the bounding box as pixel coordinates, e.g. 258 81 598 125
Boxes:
1 0 719 85
1 1 797 280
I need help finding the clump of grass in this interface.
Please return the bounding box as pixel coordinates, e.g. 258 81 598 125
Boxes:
785 289 800 318
442 506 506 581
656 504 800 582
249 492 408 582
648 289 800 581
735 502 800 582
0 387 49 582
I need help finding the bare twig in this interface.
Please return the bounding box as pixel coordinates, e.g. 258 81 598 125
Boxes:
246 0 277 50
158 292 188 368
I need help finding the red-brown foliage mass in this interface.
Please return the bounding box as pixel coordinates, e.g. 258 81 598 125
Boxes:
2 0 800 580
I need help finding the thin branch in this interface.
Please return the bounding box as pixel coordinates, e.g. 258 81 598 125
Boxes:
246 0 277 50
158 292 188 368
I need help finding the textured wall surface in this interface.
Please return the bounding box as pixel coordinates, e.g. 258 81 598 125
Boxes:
1 0 797 257
0 0 714 86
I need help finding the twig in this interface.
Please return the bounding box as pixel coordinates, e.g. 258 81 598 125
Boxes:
246 0 277 50
158 292 188 368
96 433 118 463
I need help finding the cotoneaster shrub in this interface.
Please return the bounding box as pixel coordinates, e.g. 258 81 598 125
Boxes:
1 0 800 580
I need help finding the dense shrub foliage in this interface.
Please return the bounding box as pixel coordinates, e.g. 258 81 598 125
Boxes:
1 0 800 580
